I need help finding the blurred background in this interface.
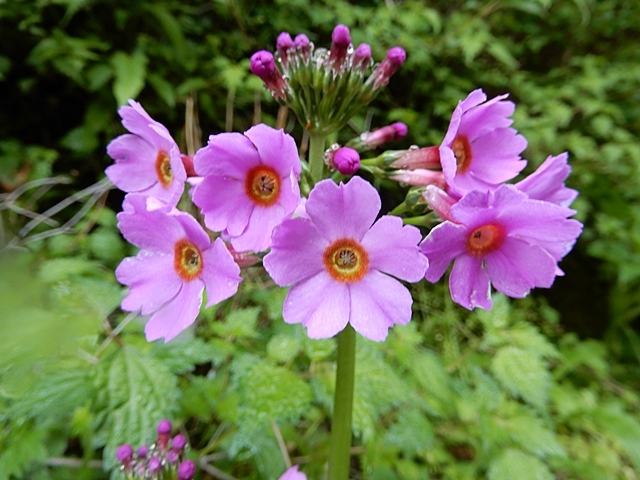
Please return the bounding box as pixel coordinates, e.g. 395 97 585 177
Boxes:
1 1 640 479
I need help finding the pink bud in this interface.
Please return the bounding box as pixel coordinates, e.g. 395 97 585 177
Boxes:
390 169 445 187
389 146 441 170
178 460 197 480
361 122 408 150
250 50 288 100
157 419 172 450
148 456 162 473
180 154 197 177
116 444 133 464
329 147 360 175
422 185 457 220
353 43 372 72
276 32 294 67
370 46 406 89
329 25 351 71
172 434 187 451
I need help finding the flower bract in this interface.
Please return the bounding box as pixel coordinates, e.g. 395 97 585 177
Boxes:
263 177 428 341
115 195 242 342
191 123 301 252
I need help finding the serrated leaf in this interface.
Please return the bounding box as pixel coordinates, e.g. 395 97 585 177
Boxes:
503 414 566 458
384 408 434 456
489 449 554 480
111 50 147 106
97 346 178 469
152 337 226 373
221 355 312 428
212 307 260 339
267 333 302 363
0 421 48 479
492 347 550 410
38 257 102 283
406 349 455 417
593 402 640 471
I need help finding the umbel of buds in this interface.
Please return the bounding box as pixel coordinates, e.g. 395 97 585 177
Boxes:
115 420 195 480
250 24 407 136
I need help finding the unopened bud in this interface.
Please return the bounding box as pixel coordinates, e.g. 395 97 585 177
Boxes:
172 434 187 452
181 154 197 177
116 444 134 464
167 449 180 464
250 51 288 100
148 456 162 474
227 243 261 268
356 122 408 151
389 146 441 169
422 185 457 220
326 146 360 175
276 32 294 68
137 445 149 458
370 47 406 89
293 34 311 59
390 169 445 187
353 44 372 73
329 25 351 71
178 460 197 480
157 419 172 450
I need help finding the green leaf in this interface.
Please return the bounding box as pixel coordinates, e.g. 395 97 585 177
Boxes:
38 257 103 283
267 333 303 363
211 306 260 339
502 414 566 458
95 346 179 469
491 346 550 410
593 401 640 471
0 421 48 480
152 337 227 373
488 449 554 480
111 50 148 106
384 408 434 456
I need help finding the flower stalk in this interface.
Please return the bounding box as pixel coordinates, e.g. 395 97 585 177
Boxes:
308 132 327 184
328 325 356 480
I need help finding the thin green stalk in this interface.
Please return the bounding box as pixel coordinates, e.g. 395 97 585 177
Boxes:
328 325 356 480
308 132 327 184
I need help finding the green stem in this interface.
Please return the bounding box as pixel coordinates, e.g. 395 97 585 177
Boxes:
308 132 327 184
328 325 356 480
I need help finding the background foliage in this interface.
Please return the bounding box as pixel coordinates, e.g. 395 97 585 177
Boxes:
1 0 640 479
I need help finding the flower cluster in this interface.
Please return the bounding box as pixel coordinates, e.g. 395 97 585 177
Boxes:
250 24 406 135
116 420 195 480
364 89 582 310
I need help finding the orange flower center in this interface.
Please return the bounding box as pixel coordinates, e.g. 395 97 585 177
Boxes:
466 224 506 257
245 165 281 206
174 239 203 281
323 238 369 283
155 150 173 188
452 134 472 173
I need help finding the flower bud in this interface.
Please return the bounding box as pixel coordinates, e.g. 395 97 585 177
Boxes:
180 154 197 177
137 445 149 458
390 169 445 187
226 243 261 268
293 34 311 61
148 456 162 474
356 122 408 151
250 50 288 100
370 47 406 90
389 146 441 169
157 419 172 450
172 434 187 452
178 460 197 480
329 24 351 71
167 449 180 464
326 146 360 175
352 43 372 73
276 32 294 68
422 185 457 221
116 444 134 464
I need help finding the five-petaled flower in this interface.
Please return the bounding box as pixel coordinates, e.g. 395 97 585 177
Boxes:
115 195 242 342
279 466 307 480
106 100 186 207
420 184 582 310
191 124 301 252
264 177 428 341
440 89 527 197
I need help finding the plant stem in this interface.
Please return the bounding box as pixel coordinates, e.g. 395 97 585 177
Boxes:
328 325 356 480
308 132 327 184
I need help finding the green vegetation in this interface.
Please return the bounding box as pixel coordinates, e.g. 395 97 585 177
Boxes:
1 0 639 479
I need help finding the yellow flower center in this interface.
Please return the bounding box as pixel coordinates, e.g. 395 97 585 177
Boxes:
155 150 173 188
452 134 472 173
323 238 369 283
466 224 506 257
245 165 281 206
174 239 203 281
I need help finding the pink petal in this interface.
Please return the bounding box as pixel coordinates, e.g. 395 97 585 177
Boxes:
361 216 428 282
516 153 578 207
305 177 380 242
117 208 184 252
229 202 285 252
348 271 413 341
245 124 302 176
464 128 527 183
449 254 492 310
106 135 158 191
116 253 183 314
200 239 242 307
279 466 307 480
458 94 514 141
283 273 350 339
144 280 204 342
485 237 557 297
420 221 468 282
191 175 254 236
194 133 259 178
173 210 212 252
263 218 326 286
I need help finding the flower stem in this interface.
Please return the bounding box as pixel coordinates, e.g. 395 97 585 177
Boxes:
328 325 356 480
308 132 327 184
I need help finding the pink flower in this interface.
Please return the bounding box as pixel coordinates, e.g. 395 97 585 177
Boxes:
515 152 578 207
116 195 242 342
263 177 428 341
279 466 307 480
420 185 582 310
192 124 301 252
440 89 527 197
106 100 186 207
